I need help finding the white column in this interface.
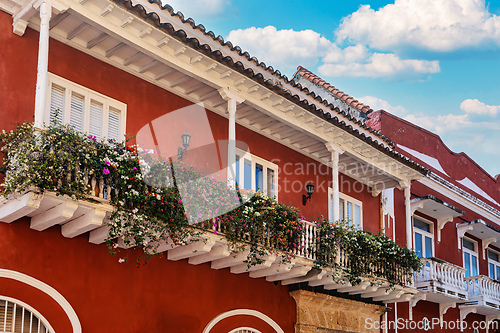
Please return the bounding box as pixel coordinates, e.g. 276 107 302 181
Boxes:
326 142 344 222
34 0 52 128
218 88 244 188
400 181 412 249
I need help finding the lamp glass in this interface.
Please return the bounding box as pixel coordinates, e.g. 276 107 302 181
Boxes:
306 182 314 195
181 132 191 148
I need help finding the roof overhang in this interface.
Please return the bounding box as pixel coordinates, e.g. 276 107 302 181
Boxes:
457 220 500 255
0 0 426 190
411 195 464 241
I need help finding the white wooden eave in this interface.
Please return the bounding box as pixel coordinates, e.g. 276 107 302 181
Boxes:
0 190 417 303
0 0 424 191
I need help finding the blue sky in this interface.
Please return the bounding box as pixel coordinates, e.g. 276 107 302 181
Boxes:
164 0 500 177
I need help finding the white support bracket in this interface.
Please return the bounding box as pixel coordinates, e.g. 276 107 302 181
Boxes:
371 188 382 197
408 293 426 320
485 315 500 333
457 224 473 249
439 302 455 327
482 237 497 258
410 201 424 215
459 307 476 331
14 0 69 35
437 216 454 242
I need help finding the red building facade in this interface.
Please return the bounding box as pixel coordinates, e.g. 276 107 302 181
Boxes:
2 0 497 332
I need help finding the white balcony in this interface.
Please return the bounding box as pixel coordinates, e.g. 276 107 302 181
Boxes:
0 188 416 303
414 257 468 302
459 275 500 316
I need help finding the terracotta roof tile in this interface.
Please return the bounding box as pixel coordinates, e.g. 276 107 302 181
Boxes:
293 66 373 114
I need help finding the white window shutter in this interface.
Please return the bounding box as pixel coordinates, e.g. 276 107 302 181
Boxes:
70 92 85 132
108 107 121 141
49 84 65 124
89 100 103 139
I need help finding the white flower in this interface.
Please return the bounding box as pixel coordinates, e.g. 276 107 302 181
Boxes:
118 258 125 263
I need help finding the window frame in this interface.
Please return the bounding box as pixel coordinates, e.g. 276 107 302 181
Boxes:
488 249 500 280
462 237 479 277
45 73 127 141
235 148 278 198
413 216 434 259
328 188 363 229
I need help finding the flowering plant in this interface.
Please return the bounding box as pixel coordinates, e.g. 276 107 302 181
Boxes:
0 122 303 266
312 217 421 287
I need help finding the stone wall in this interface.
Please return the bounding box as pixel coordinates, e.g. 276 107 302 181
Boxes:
290 290 386 333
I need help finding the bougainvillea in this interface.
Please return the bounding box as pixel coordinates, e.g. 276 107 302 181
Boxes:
0 121 303 266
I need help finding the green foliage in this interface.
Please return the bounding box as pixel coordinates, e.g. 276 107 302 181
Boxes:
312 217 422 287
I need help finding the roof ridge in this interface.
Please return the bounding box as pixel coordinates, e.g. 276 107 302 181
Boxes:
294 66 373 114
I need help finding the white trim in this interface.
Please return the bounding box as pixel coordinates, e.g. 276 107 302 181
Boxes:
45 73 127 141
0 269 82 333
413 216 434 258
328 188 363 229
420 173 500 222
228 328 262 333
235 148 278 198
487 249 500 280
202 309 284 333
462 238 479 277
0 295 55 333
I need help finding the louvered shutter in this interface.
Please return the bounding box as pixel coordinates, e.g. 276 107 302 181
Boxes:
70 92 85 132
89 100 103 139
107 107 121 141
49 84 65 124
0 299 51 333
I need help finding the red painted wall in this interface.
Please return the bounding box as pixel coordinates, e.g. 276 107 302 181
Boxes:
0 219 296 332
369 111 500 209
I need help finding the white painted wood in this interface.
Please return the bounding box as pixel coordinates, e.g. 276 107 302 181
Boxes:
167 239 216 261
249 262 293 278
88 224 110 244
373 289 404 302
218 88 244 187
33 0 52 128
188 244 230 265
61 208 106 238
0 192 43 223
30 199 78 231
211 248 251 269
230 254 277 274
265 265 311 282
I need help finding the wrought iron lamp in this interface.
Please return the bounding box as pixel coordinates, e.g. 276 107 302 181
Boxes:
178 131 191 160
302 182 314 206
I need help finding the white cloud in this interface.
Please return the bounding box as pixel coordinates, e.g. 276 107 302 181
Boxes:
319 51 440 79
164 0 229 20
227 26 332 70
227 27 440 79
357 96 408 116
460 98 500 116
336 0 500 52
404 113 471 134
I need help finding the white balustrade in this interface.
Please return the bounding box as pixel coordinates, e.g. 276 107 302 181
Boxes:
465 275 500 301
415 257 467 291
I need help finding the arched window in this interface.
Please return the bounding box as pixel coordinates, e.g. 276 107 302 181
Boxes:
0 297 54 333
229 329 262 333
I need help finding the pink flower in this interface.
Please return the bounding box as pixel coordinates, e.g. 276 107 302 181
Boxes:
103 168 110 175
104 160 111 165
